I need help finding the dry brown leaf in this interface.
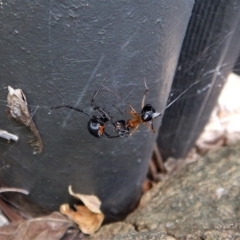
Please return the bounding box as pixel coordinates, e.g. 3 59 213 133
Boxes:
60 186 104 235
0 129 18 142
68 186 101 214
60 204 104 235
0 212 78 240
7 86 43 154
195 73 240 154
0 197 25 222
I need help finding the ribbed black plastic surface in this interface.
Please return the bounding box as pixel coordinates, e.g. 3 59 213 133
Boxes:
158 0 240 160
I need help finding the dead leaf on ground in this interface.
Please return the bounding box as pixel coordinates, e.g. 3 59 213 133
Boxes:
196 73 240 154
0 212 79 240
60 186 104 235
0 129 18 142
0 187 29 222
7 86 43 154
68 186 101 214
61 204 104 235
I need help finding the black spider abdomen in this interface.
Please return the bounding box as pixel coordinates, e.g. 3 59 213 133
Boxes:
88 118 104 138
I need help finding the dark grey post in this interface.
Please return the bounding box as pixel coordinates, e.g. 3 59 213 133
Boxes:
0 1 194 220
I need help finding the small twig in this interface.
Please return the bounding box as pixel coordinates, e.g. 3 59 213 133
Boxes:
0 187 29 195
0 129 18 142
153 143 167 173
149 160 157 180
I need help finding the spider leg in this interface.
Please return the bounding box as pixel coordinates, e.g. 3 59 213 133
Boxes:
91 85 120 107
104 131 121 138
51 105 93 117
94 108 107 119
111 104 124 115
127 104 137 113
141 78 149 109
129 124 140 136
125 110 139 118
144 121 156 133
91 85 104 107
102 104 124 115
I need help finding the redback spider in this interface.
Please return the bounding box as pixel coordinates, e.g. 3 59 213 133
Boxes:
125 79 161 136
51 85 130 138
